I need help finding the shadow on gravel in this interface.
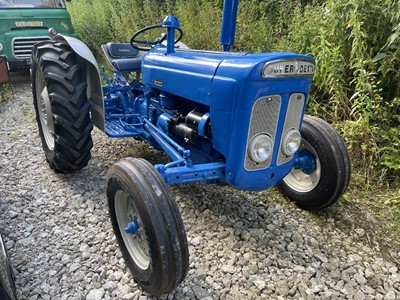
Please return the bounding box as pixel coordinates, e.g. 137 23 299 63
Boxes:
9 71 30 86
313 202 400 265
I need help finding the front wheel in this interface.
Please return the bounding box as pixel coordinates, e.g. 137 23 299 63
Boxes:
278 115 351 210
107 158 189 295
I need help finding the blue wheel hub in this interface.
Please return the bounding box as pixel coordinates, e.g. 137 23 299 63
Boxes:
294 149 317 174
125 219 140 235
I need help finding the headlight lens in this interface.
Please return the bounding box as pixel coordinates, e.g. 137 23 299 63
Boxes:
0 43 3 51
248 134 273 163
49 28 58 36
282 129 301 156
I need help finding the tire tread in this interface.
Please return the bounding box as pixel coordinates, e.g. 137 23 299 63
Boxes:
31 40 92 173
278 115 351 210
107 158 189 295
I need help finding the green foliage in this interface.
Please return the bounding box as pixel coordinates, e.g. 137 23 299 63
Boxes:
174 0 221 50
68 0 114 56
279 0 400 174
68 0 400 179
0 83 11 104
379 97 400 171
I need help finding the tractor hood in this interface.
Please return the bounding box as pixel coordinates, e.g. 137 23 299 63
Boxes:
141 46 314 107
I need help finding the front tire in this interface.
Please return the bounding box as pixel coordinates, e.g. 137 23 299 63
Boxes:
278 115 351 210
107 158 189 295
31 41 93 173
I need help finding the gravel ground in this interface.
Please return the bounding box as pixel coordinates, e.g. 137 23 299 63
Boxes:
1 74 400 300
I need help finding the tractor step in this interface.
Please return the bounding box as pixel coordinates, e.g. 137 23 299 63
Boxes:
105 119 142 138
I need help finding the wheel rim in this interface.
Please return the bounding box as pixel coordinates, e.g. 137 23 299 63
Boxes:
35 69 55 150
115 189 150 270
283 140 321 193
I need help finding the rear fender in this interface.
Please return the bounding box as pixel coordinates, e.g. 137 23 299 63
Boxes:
54 35 105 131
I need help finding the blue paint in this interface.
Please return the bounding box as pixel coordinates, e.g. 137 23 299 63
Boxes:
294 150 317 174
220 0 239 51
197 112 210 137
162 15 180 54
125 219 140 235
99 3 316 190
156 162 226 185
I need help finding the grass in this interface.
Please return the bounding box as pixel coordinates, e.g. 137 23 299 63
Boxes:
331 170 400 261
0 83 11 104
349 176 400 238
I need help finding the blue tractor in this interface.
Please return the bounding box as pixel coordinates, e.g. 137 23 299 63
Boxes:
31 0 350 295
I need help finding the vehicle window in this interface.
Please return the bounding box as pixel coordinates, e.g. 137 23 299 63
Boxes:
0 0 65 8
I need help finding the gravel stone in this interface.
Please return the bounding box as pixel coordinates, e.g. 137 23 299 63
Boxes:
123 293 135 300
103 281 117 293
192 286 209 299
354 273 367 285
248 228 264 238
221 265 236 274
61 255 71 265
86 289 104 300
1 76 399 300
8 210 18 219
361 285 376 294
69 263 81 273
5 239 15 250
249 275 266 290
384 290 396 300
314 253 328 263
190 236 203 246
355 228 366 236
286 242 297 252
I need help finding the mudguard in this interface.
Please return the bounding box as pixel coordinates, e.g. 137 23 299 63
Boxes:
54 35 105 131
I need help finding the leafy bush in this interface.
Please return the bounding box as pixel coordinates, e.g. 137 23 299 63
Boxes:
279 0 400 175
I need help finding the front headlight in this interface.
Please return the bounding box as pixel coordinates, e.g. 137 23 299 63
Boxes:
248 134 273 163
0 43 3 51
282 129 301 156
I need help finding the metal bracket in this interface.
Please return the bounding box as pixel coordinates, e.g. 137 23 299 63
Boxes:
156 162 226 184
143 118 226 185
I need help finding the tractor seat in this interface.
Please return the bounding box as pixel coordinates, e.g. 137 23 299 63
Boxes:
101 43 142 72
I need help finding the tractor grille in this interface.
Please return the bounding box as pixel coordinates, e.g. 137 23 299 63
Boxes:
12 36 51 59
244 95 282 171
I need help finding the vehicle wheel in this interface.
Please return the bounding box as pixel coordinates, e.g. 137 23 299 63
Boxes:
278 115 351 210
0 235 17 300
31 41 93 173
107 158 189 295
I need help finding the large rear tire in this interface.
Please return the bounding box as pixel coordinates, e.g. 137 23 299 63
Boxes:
278 115 351 210
31 41 93 173
107 158 189 296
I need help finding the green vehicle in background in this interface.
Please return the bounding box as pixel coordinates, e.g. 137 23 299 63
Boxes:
0 0 78 70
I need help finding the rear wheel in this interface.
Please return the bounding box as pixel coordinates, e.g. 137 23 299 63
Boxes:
31 41 93 173
107 158 189 295
278 115 351 210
